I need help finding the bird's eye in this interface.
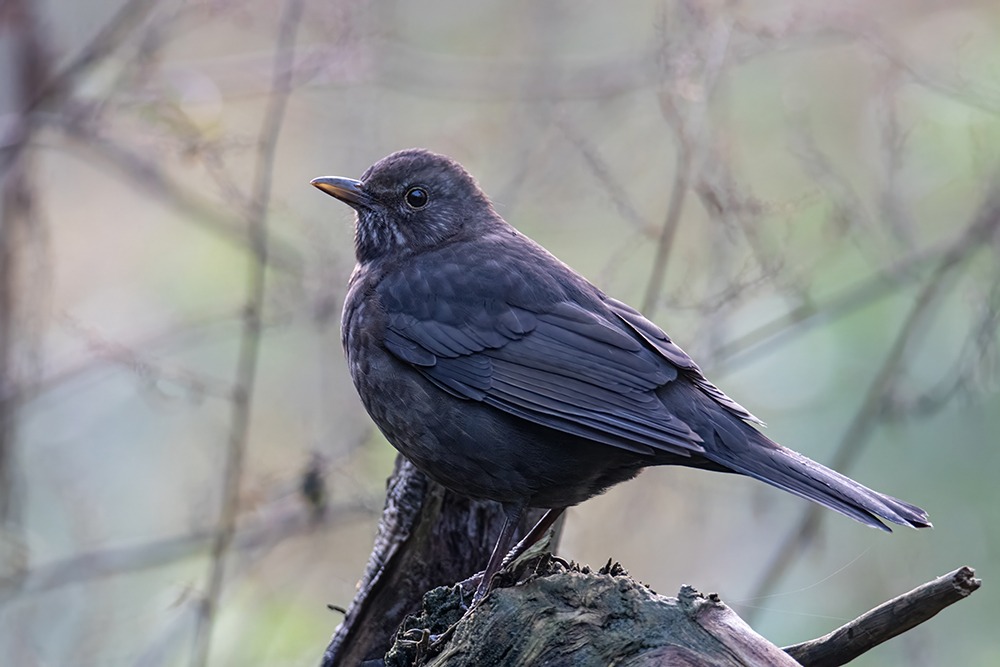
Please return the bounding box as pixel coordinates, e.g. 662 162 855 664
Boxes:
404 187 429 209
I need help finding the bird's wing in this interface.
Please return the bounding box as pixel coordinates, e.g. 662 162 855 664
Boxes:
604 297 764 425
379 270 707 457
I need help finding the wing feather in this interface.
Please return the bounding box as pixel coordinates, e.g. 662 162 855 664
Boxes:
606 297 764 425
378 267 729 457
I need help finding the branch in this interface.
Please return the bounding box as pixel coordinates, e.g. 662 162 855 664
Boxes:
714 239 946 370
55 119 303 273
0 497 376 604
784 567 982 667
744 184 1000 617
552 113 649 232
0 0 159 176
189 1 305 665
0 0 51 573
40 0 159 108
642 11 733 316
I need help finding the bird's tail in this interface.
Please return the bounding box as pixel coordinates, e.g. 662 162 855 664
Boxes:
709 421 931 531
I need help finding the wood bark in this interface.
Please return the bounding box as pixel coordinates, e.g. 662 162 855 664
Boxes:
380 560 980 667
320 456 546 666
385 559 800 667
322 458 980 667
783 566 981 667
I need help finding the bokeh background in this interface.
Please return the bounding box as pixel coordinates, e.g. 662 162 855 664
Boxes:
2 0 999 665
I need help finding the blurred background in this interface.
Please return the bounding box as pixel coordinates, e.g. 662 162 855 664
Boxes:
1 0 998 665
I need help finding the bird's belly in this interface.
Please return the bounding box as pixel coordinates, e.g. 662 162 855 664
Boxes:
349 346 647 508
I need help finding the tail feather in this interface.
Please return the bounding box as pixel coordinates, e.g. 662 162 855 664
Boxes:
710 424 932 531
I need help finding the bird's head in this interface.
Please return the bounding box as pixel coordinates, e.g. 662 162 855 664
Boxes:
311 148 498 264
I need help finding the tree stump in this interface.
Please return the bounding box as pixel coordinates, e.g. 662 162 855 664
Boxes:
385 557 799 667
322 457 981 667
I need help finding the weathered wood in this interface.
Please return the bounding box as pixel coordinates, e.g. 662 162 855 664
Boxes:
378 559 982 667
385 559 801 667
784 566 981 667
322 459 980 667
321 456 545 666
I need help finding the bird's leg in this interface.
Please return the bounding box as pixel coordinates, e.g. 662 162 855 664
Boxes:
471 502 525 605
467 506 566 607
498 507 565 569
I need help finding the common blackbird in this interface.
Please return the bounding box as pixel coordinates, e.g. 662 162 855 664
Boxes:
311 148 930 603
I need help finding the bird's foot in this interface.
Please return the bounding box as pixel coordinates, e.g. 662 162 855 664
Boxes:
426 623 458 652
396 627 432 663
469 574 493 607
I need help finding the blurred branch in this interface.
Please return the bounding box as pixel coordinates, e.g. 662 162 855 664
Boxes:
0 0 53 583
868 31 1000 118
189 1 305 665
330 41 662 102
875 64 915 248
784 566 981 667
883 270 1000 420
744 184 1000 620
642 9 733 316
0 0 158 175
37 0 159 108
0 496 377 605
727 14 1000 118
4 311 246 413
551 114 649 232
788 114 875 240
713 239 946 370
61 315 234 402
2 0 302 276
77 10 998 118
54 115 303 273
648 148 792 337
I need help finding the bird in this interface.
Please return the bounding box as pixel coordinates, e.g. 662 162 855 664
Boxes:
311 148 931 604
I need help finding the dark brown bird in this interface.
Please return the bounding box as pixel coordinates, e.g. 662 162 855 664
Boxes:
311 148 930 603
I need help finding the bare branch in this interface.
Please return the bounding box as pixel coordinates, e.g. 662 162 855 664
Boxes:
0 0 159 175
784 567 982 667
642 9 733 315
0 497 376 604
189 1 305 665
41 0 160 108
54 115 303 273
0 0 54 582
552 113 649 233
744 184 1000 618
715 239 946 370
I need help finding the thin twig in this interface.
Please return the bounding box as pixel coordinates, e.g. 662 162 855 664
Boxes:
0 498 375 604
41 0 159 105
0 0 159 175
188 1 305 665
642 145 691 314
54 118 303 273
0 0 51 574
642 14 732 316
3 312 241 413
551 113 649 232
743 186 1000 621
131 504 373 667
783 567 981 667
867 29 1000 119
714 240 946 370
